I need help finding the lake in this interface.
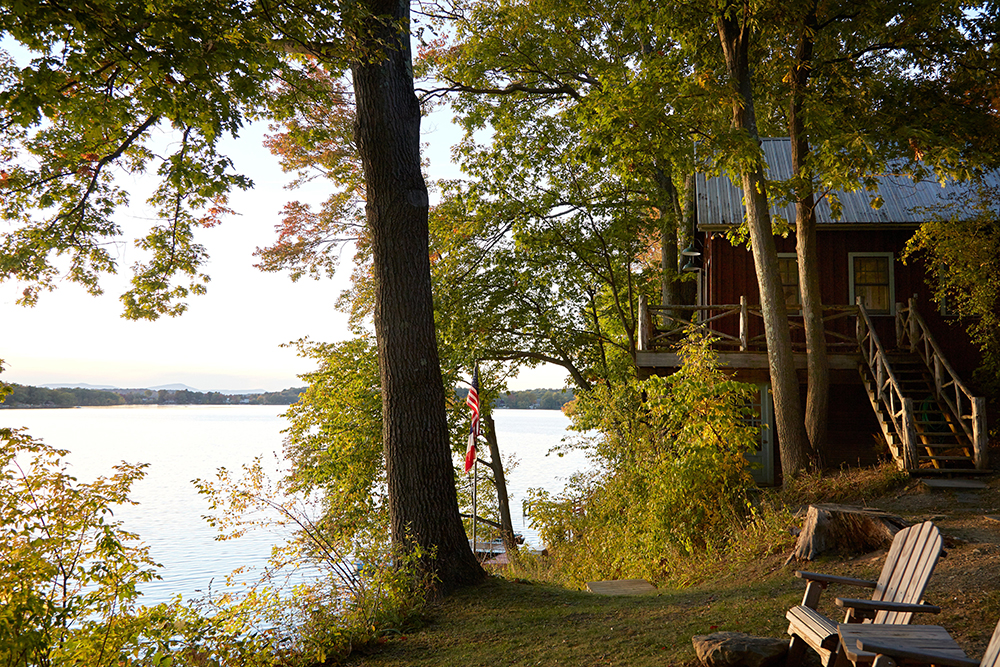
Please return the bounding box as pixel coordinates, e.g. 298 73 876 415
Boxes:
0 405 589 604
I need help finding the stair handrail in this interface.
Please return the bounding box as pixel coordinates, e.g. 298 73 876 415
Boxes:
896 298 988 469
856 299 919 469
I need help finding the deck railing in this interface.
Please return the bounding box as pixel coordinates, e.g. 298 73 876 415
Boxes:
638 296 746 351
896 297 988 469
856 300 919 469
638 296 858 352
639 294 988 472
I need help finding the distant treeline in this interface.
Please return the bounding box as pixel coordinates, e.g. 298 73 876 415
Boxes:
1 384 306 408
455 387 574 410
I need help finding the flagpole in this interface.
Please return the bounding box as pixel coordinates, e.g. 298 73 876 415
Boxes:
472 448 478 560
465 363 481 561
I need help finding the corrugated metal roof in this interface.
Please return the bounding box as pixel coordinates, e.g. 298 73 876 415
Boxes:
696 137 1000 228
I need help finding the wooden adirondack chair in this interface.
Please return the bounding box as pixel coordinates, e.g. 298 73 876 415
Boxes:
849 617 1000 667
786 521 944 667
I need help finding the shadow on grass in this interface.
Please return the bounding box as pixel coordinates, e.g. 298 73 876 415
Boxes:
350 571 804 666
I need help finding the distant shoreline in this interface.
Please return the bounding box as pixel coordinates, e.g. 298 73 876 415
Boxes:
4 384 576 410
0 404 77 410
1 383 305 409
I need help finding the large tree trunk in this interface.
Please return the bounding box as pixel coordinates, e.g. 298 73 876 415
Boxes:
655 166 681 309
789 7 828 466
351 0 485 592
718 5 811 476
679 173 699 307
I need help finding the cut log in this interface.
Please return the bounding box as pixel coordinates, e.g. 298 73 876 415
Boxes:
792 504 909 561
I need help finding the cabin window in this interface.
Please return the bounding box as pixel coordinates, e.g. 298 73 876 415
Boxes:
849 252 894 315
777 254 800 312
940 294 960 318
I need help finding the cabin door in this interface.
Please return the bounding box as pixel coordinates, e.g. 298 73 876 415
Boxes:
744 384 775 486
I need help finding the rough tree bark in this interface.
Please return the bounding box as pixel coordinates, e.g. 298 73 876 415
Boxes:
717 3 811 476
679 173 699 307
351 0 485 592
790 4 828 466
655 166 682 309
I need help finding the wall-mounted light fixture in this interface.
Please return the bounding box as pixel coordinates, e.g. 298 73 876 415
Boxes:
680 243 701 258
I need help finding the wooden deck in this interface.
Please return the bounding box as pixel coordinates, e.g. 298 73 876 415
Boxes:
636 297 989 474
636 350 863 383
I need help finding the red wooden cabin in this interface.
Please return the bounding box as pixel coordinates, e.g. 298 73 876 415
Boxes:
637 138 993 484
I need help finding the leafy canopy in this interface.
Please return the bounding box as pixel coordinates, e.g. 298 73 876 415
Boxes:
0 0 358 318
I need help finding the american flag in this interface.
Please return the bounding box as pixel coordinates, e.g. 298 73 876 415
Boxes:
464 365 480 473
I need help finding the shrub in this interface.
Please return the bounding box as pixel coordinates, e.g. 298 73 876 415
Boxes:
527 332 760 586
0 427 159 666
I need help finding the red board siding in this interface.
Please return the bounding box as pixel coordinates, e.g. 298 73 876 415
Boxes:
702 229 981 382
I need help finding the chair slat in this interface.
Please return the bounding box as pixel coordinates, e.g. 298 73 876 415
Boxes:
787 521 943 667
875 523 941 625
982 618 1000 667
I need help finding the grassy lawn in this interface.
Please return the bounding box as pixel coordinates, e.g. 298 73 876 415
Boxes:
346 467 1000 666
349 560 809 666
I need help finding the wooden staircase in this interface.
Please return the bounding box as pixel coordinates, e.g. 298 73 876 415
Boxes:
856 298 989 475
860 352 979 472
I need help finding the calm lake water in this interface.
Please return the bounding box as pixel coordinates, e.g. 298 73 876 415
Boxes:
0 405 588 604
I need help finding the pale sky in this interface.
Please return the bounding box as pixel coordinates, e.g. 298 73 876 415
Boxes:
0 108 569 393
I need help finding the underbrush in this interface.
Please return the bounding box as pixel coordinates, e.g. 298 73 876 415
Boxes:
771 461 909 508
0 428 429 667
503 461 908 591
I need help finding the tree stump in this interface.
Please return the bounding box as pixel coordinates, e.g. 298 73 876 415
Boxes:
791 504 909 561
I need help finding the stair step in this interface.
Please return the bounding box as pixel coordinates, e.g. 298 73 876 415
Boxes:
910 468 993 476
918 455 976 462
919 478 990 489
856 355 982 475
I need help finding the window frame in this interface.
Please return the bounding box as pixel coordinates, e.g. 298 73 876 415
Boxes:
849 251 895 316
776 252 801 314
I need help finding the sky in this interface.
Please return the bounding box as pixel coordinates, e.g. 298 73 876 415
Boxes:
0 99 569 393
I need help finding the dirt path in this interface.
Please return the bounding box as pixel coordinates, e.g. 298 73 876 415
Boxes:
835 475 1000 657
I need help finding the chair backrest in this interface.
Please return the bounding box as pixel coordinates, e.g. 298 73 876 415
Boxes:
871 521 943 624
983 618 1000 667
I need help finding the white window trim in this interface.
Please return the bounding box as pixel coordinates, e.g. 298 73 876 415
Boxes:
849 252 895 315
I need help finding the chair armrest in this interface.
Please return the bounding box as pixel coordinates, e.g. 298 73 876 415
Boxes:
835 597 942 614
795 571 879 588
856 639 978 667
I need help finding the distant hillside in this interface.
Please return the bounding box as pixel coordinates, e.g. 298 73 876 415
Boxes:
1 384 306 408
455 387 575 410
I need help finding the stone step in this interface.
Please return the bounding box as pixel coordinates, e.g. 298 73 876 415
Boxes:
918 478 989 489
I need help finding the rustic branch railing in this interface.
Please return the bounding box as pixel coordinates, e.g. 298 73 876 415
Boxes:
896 298 988 470
856 299 919 469
745 305 860 350
638 294 986 472
638 296 745 350
638 296 859 353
